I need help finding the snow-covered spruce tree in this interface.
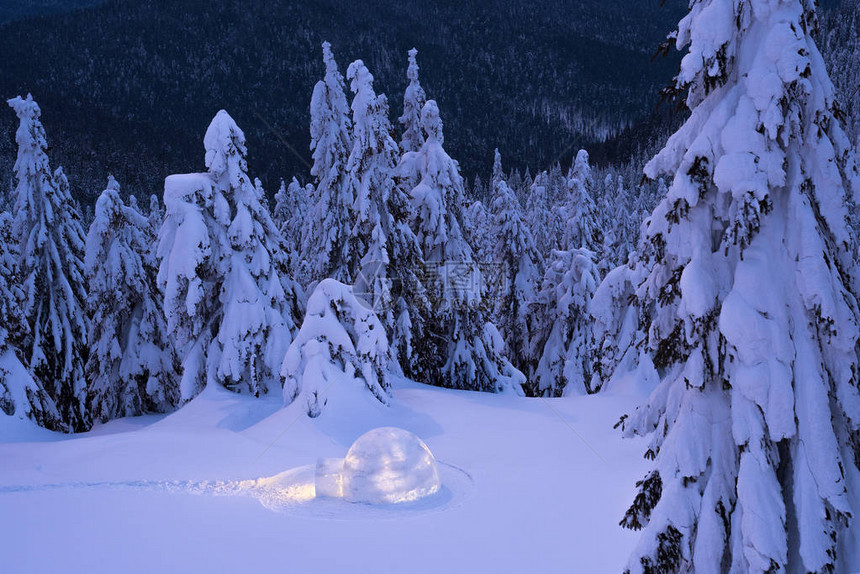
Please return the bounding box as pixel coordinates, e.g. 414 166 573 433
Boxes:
209 111 304 396
526 170 558 258
559 149 600 253
508 168 524 204
520 167 534 208
463 199 494 263
273 179 290 229
158 173 221 402
86 177 180 422
527 248 598 397
819 0 860 150
398 47 427 155
344 59 432 381
281 279 392 416
0 212 24 356
273 177 309 250
399 100 524 393
596 172 635 268
8 95 90 432
614 175 635 261
0 210 63 429
302 41 355 284
491 163 541 376
590 255 646 392
273 177 311 282
158 110 303 401
148 194 163 234
472 174 488 203
491 148 505 191
617 2 860 572
128 193 180 415
345 59 397 285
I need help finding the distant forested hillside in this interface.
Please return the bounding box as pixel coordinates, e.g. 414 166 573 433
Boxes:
0 0 102 24
0 0 687 204
0 0 854 208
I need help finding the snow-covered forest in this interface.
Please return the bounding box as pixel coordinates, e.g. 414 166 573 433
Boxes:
2 0 860 572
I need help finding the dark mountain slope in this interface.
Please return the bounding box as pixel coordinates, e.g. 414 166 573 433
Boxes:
0 0 686 203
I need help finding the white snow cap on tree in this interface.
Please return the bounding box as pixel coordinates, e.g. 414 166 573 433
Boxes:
281 279 392 417
8 94 89 432
159 110 303 402
158 171 219 403
617 1 860 572
399 99 524 394
302 41 355 284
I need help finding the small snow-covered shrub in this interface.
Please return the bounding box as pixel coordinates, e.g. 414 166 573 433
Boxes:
281 279 392 416
590 260 642 391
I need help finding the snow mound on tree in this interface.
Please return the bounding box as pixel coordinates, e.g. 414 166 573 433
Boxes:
339 427 441 504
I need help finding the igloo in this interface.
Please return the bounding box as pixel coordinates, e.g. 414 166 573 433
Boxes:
316 427 441 504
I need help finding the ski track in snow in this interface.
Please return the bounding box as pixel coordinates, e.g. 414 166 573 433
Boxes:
0 460 473 519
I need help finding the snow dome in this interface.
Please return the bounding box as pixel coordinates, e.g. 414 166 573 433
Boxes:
337 427 441 504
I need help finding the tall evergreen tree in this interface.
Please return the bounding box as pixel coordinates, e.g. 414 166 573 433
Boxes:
159 110 303 401
86 177 179 422
491 147 505 191
491 157 541 375
559 149 600 253
0 212 24 356
526 170 556 258
345 59 432 381
8 95 90 432
400 100 524 393
0 210 63 429
148 194 163 234
519 167 534 208
820 0 860 149
273 177 309 250
617 1 860 572
273 177 311 282
345 60 398 284
463 199 494 263
398 47 427 155
528 248 598 396
302 41 354 284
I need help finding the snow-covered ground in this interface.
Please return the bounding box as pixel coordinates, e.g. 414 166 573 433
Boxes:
1 377 650 573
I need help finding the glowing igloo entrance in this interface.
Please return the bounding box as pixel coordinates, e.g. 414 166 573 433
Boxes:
315 427 441 504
